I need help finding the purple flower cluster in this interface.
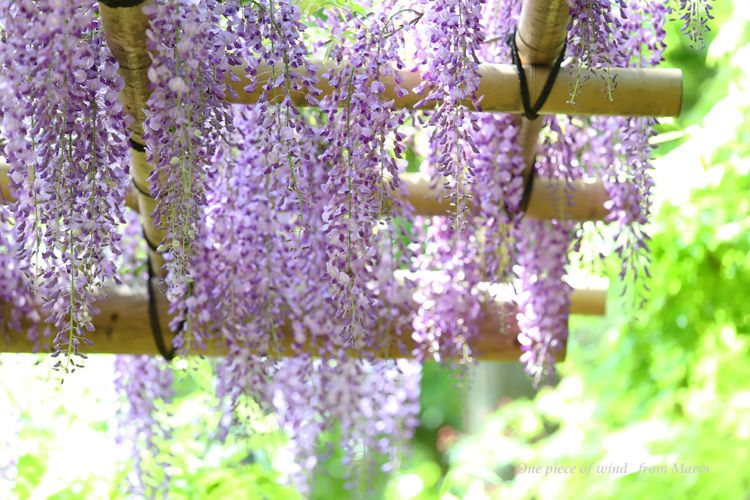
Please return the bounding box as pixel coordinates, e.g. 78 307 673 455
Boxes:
0 1 128 368
318 9 410 349
197 6 420 487
416 0 485 232
588 115 655 287
410 4 526 369
676 0 714 48
480 0 521 62
566 0 628 101
585 3 666 287
193 106 305 403
263 357 421 492
471 115 526 281
231 0 319 232
142 0 233 304
619 1 669 67
117 209 148 288
114 355 174 498
514 218 574 384
411 217 482 363
0 206 44 347
189 97 416 490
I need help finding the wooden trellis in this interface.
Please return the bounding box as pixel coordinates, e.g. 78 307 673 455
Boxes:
0 0 681 359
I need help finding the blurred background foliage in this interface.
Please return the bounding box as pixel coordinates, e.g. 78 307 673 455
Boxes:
2 1 749 498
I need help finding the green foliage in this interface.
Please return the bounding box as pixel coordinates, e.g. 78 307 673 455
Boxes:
298 0 365 17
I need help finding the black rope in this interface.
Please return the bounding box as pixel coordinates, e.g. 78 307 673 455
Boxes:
98 0 146 8
507 29 567 120
129 138 146 152
142 230 160 254
146 253 176 361
132 179 152 199
519 163 537 213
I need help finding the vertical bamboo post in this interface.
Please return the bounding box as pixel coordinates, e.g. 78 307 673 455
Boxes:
514 0 571 175
99 0 167 273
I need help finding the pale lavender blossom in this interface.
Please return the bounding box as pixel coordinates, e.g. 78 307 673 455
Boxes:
0 1 129 366
142 0 233 317
415 0 486 233
114 355 174 498
676 0 714 48
514 218 574 384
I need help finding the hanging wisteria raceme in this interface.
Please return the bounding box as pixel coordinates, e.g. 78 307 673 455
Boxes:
376 360 422 473
165 0 321 355
411 217 482 363
184 5 424 488
195 107 305 410
514 218 574 384
318 9 410 351
290 9 422 483
142 0 233 308
471 115 526 282
0 0 128 368
232 0 320 235
262 356 323 493
565 0 628 102
183 99 418 492
114 355 174 498
118 209 148 288
263 357 422 493
621 1 669 67
407 0 498 367
415 0 485 233
480 0 521 62
590 114 655 292
675 0 714 48
203 8 421 489
509 114 590 382
323 359 422 475
585 1 667 291
0 206 44 347
110 199 173 496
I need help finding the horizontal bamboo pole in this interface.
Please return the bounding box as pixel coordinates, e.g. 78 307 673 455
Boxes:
0 287 605 359
1 163 609 223
228 63 682 118
403 172 609 221
0 164 139 211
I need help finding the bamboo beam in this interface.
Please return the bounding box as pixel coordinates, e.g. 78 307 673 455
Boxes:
0 287 606 359
228 63 682 118
98 1 164 270
99 1 152 144
1 163 609 222
403 172 609 221
0 164 139 211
